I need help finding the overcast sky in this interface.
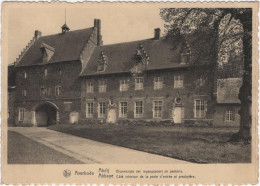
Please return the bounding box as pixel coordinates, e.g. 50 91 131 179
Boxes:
6 4 165 64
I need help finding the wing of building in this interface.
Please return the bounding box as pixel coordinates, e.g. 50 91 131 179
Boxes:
8 19 243 127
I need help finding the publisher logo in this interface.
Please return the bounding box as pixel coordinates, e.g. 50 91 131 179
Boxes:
63 169 71 178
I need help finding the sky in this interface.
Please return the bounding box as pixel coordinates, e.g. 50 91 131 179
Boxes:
6 4 165 64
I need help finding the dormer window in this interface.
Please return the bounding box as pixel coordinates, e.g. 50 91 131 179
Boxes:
97 51 108 72
40 43 55 63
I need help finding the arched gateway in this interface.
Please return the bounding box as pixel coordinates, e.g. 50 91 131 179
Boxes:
34 101 59 126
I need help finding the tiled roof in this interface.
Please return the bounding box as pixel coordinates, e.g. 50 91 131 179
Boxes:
16 27 94 67
81 38 184 76
217 78 242 104
80 35 213 76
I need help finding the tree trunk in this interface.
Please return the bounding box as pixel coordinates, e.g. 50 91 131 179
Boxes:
229 15 252 142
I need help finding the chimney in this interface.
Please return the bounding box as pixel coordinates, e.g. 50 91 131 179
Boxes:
154 28 161 40
94 19 102 46
34 30 42 39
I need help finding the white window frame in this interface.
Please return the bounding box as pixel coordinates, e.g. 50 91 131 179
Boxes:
225 109 234 121
174 75 184 88
98 102 106 118
154 77 163 90
194 99 206 118
86 82 94 93
135 77 144 90
153 100 163 118
55 86 62 96
86 102 94 118
134 101 144 118
120 80 129 92
98 80 107 93
18 108 25 121
119 102 127 118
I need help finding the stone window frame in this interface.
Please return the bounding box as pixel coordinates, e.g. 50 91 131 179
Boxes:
119 79 129 92
153 100 163 118
134 100 144 118
86 102 94 118
154 76 163 90
24 72 27 79
174 75 184 88
119 101 128 118
98 102 106 118
224 108 235 122
44 68 48 78
135 77 144 90
18 108 25 121
22 89 27 97
86 81 94 93
194 99 206 118
55 86 62 96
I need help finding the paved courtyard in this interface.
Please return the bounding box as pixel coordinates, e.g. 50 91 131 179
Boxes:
8 127 189 164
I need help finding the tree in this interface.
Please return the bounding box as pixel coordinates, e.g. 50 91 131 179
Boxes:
160 8 252 141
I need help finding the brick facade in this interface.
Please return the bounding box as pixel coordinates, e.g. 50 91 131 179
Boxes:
80 67 217 124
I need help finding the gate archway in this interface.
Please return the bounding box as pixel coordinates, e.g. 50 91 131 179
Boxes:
35 102 59 126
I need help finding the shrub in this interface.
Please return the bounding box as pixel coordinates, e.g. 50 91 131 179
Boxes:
184 119 213 127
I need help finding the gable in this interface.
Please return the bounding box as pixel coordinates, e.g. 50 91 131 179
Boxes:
16 27 94 67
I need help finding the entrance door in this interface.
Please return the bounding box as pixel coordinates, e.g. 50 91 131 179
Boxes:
107 109 116 123
70 112 79 124
173 107 182 123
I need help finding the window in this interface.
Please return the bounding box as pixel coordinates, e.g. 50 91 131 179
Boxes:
59 69 62 75
22 89 27 97
55 86 62 96
119 102 127 118
154 77 163 89
98 80 106 93
98 102 106 118
135 77 144 90
8 108 10 118
24 72 27 79
135 101 143 118
41 88 49 96
86 82 94 93
194 100 206 118
120 80 129 91
225 109 234 121
86 102 94 118
153 101 163 118
197 75 206 86
174 75 184 88
19 108 25 121
44 69 48 77
64 102 72 111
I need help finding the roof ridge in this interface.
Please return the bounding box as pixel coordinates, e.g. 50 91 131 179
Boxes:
99 37 157 47
39 27 94 38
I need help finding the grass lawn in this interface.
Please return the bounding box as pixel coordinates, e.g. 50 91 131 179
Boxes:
8 131 83 164
48 124 251 163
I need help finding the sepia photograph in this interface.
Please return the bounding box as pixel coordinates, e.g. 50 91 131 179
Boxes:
2 2 258 184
